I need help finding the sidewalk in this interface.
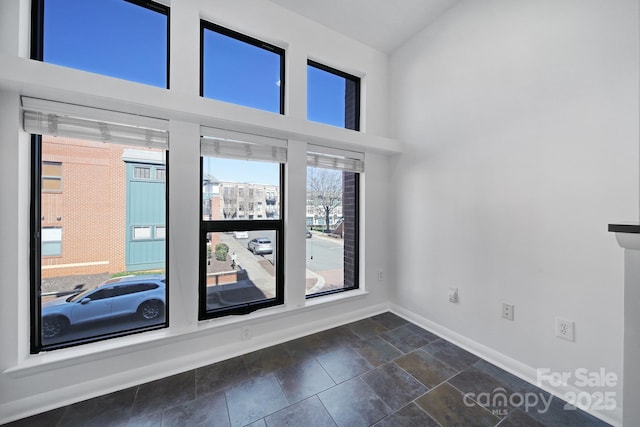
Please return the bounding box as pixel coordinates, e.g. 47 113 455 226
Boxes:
305 268 325 293
218 233 276 297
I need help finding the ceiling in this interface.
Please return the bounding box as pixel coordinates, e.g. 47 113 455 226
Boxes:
269 0 459 54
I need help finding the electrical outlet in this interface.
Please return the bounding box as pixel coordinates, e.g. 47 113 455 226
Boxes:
502 303 514 321
378 271 384 281
241 326 251 341
448 288 458 303
556 317 575 342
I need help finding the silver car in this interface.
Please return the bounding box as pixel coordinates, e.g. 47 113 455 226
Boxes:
247 238 273 255
41 275 166 338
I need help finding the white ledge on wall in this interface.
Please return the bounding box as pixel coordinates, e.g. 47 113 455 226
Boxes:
0 54 402 155
609 223 640 426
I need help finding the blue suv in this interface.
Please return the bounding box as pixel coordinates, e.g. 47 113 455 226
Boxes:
41 275 165 338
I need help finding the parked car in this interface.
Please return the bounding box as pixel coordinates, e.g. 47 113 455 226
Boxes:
247 238 273 255
41 275 166 339
306 228 312 238
234 231 249 239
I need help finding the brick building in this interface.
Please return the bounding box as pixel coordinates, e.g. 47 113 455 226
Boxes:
40 136 166 279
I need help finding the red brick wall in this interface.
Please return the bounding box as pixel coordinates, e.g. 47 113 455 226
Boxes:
208 195 222 247
342 171 358 288
41 136 127 278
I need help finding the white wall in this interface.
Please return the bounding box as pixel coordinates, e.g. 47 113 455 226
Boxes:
0 0 397 423
390 1 638 425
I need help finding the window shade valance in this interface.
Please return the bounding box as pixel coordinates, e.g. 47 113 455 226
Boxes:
21 97 169 149
200 126 287 163
306 144 364 173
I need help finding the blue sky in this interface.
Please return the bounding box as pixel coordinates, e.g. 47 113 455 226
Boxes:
44 0 167 87
44 0 347 184
307 66 346 128
203 157 279 186
202 29 282 114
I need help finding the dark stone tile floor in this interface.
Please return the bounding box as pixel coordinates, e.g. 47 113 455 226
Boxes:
7 312 612 427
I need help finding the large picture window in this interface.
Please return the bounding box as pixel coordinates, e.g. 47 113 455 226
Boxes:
307 60 361 131
200 127 286 319
201 21 285 114
25 97 169 352
306 146 362 297
31 0 169 88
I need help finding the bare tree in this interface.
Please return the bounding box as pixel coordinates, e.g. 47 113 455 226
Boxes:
307 167 342 232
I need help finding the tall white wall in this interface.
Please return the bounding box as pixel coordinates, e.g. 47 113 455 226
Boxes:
0 0 396 423
390 1 638 425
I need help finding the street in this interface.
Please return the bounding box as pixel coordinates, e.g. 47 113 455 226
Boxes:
224 230 344 275
306 234 343 271
41 231 346 344
222 229 345 292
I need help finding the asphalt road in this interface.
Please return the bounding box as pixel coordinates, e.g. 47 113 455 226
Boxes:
306 235 343 271
235 230 276 264
230 230 344 274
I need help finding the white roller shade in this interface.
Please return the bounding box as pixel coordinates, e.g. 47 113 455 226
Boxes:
306 144 364 173
201 126 287 163
22 97 169 149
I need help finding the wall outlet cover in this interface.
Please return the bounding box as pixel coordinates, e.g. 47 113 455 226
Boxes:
556 317 575 342
502 303 514 321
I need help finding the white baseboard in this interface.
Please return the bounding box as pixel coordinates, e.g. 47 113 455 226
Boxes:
389 304 621 427
8 302 619 426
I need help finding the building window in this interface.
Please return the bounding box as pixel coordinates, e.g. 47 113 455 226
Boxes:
156 168 166 181
306 146 363 297
31 0 169 88
155 226 166 239
134 166 151 179
25 98 169 353
132 226 152 240
41 226 62 256
307 60 361 131
42 161 62 192
200 127 286 319
201 21 285 114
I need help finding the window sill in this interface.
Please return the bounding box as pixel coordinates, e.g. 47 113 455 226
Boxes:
197 288 368 329
305 288 368 307
4 328 174 379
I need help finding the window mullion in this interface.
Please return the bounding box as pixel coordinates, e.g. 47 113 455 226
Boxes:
284 141 308 307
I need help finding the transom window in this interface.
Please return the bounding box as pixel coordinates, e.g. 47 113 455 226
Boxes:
201 21 285 114
31 0 169 88
307 60 361 131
